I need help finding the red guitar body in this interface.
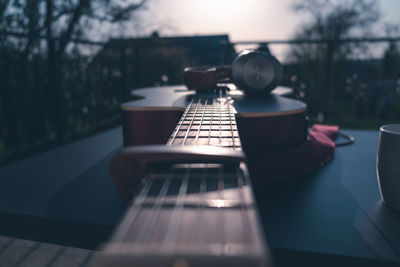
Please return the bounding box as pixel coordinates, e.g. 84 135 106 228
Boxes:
94 84 308 267
122 84 307 156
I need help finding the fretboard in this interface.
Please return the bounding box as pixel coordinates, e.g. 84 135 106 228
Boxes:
168 92 241 150
95 89 271 267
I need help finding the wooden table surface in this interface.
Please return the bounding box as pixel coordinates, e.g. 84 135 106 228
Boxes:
1 127 400 266
0 235 95 267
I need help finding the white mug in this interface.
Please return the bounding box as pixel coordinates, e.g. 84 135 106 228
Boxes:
377 124 400 213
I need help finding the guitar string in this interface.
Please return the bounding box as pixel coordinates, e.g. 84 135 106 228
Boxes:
169 96 206 244
219 89 223 148
160 96 202 247
120 88 243 250
182 98 201 146
207 92 215 145
162 167 190 247
133 92 217 247
117 173 155 244
103 87 263 261
237 167 250 245
168 99 193 145
217 165 224 245
217 89 228 245
194 98 207 145
190 167 208 246
227 91 238 150
166 92 210 247
121 173 162 245
164 90 230 249
218 89 238 149
171 89 238 148
134 173 172 244
169 97 198 145
131 167 181 248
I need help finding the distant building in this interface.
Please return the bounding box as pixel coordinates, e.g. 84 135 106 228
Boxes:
88 34 236 98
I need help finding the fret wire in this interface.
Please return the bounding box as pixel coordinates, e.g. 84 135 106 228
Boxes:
182 99 201 146
168 99 194 145
135 175 172 244
162 167 190 247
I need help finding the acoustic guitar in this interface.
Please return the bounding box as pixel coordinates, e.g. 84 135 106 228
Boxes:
93 83 307 267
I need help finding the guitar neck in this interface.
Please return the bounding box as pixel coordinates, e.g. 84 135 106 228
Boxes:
96 89 271 267
168 91 241 150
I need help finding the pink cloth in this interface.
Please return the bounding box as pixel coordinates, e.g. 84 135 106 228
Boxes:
247 124 339 184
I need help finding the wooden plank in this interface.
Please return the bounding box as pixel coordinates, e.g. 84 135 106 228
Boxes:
0 235 95 267
0 237 37 266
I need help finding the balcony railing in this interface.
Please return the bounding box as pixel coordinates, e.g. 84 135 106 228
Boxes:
1 31 400 164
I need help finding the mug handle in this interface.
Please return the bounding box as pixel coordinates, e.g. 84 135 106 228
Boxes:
335 132 355 147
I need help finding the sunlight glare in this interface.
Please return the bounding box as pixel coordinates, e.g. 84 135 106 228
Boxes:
192 0 249 17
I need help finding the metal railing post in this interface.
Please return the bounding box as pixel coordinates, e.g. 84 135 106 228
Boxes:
321 40 334 122
119 46 127 100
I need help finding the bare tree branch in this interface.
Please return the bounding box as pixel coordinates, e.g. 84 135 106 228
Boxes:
0 0 10 18
58 0 90 53
3 0 147 55
23 0 40 55
109 0 146 22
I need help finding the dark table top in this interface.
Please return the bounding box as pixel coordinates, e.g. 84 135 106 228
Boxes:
0 127 399 266
255 130 400 265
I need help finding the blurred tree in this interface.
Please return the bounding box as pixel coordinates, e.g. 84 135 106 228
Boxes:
382 24 400 79
0 0 146 52
0 0 146 142
287 0 380 121
372 24 400 120
0 0 147 163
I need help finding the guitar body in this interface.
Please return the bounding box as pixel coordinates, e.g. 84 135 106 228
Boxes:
94 84 307 267
122 85 307 155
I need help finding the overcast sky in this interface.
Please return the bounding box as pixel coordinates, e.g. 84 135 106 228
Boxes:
102 0 400 60
131 0 400 39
